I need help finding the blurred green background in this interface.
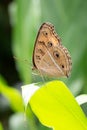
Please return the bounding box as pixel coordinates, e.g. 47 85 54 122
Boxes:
0 0 87 130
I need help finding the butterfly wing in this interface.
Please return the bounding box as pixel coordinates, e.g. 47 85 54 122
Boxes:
33 22 72 77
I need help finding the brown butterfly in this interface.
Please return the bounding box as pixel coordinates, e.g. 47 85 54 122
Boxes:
32 22 72 78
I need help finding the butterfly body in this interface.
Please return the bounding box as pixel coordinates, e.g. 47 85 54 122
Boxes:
33 22 72 78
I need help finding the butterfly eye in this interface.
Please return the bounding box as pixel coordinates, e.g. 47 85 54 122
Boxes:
47 42 53 47
53 51 59 58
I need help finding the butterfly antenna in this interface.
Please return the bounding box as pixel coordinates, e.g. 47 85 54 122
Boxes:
13 56 33 70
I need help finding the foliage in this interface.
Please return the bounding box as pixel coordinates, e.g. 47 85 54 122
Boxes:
22 81 87 130
0 76 24 112
0 123 3 130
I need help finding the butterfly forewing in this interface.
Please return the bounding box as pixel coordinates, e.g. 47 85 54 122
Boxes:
33 22 72 78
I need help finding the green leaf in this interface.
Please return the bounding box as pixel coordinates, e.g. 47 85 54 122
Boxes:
12 0 41 83
0 123 3 130
0 77 24 112
22 81 87 130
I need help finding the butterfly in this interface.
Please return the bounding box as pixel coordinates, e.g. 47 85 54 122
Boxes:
32 22 72 78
